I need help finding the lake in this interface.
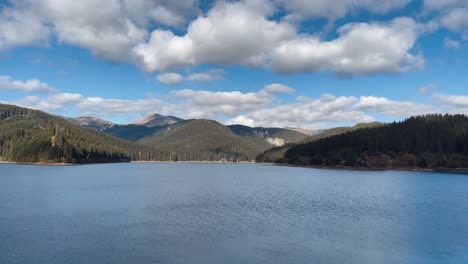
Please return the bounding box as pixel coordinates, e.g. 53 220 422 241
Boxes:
1 163 467 264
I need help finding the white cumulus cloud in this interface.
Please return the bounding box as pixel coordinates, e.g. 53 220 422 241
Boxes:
133 1 425 76
8 92 173 122
433 94 468 107
424 0 468 38
0 0 200 61
157 73 184 85
0 0 435 76
0 75 54 93
157 69 225 85
271 17 425 76
354 96 437 116
171 88 274 117
0 5 50 50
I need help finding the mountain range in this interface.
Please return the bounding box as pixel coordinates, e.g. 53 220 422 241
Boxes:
3 103 468 170
0 104 308 163
67 112 309 152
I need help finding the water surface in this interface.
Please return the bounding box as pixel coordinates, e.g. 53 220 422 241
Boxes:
1 163 467 263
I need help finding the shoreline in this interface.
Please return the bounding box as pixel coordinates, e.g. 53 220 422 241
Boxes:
0 160 256 166
0 160 76 166
274 162 468 173
131 160 256 164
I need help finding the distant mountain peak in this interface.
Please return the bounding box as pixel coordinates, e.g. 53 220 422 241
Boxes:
136 113 182 128
144 113 163 119
75 116 110 122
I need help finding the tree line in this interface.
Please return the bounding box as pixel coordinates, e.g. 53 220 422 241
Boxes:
284 114 468 169
0 104 170 163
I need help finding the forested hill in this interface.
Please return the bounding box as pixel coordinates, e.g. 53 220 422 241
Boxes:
256 122 382 163
137 119 261 161
284 114 468 169
0 104 168 163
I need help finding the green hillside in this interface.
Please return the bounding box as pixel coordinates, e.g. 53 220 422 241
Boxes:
255 144 293 163
299 122 383 143
256 122 382 162
285 114 468 169
138 120 261 161
0 104 168 163
102 124 165 142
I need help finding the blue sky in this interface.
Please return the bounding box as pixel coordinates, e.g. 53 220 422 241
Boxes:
0 0 467 129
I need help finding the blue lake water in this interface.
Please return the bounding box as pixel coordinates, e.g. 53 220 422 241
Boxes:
1 162 468 264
